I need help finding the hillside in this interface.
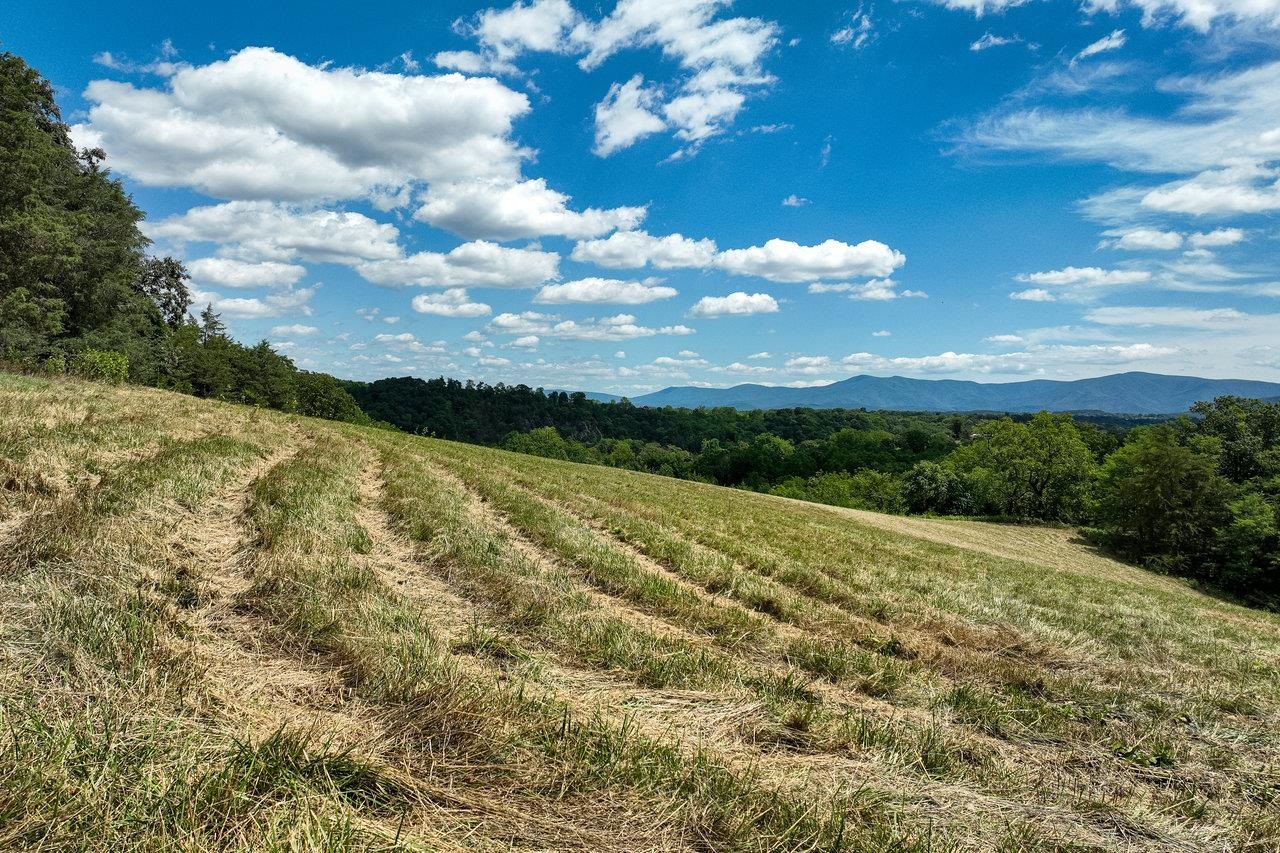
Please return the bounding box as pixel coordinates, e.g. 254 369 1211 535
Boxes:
2 373 1279 852
630 371 1280 413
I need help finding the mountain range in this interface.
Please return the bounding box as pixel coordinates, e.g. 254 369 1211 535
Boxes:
609 372 1280 414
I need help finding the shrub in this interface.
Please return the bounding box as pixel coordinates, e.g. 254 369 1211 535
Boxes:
69 349 128 383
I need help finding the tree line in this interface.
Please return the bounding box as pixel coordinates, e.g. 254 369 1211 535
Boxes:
0 52 369 426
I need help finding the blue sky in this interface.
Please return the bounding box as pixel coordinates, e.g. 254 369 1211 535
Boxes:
3 0 1278 393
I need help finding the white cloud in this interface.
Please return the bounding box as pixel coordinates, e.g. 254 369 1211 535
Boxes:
411 288 493 317
784 355 834 374
576 233 906 279
472 0 580 60
534 277 678 304
414 177 645 240
835 343 1178 375
1010 288 1056 301
1189 227 1246 247
715 238 906 282
970 32 1020 51
1073 29 1126 64
1085 305 1255 328
1017 266 1152 286
75 47 531 203
190 284 317 319
571 230 718 269
831 10 874 49
1102 228 1184 251
186 257 306 288
1084 0 1280 31
872 329 892 337
748 351 772 359
984 333 1025 343
431 50 519 75
356 241 559 288
488 311 695 340
935 0 1280 29
781 194 810 207
271 323 318 336
593 74 667 156
511 335 541 348
454 0 780 156
688 292 779 318
148 201 401 265
1141 163 1280 216
964 61 1280 220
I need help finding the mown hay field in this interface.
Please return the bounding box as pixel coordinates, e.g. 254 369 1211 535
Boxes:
1 372 1278 852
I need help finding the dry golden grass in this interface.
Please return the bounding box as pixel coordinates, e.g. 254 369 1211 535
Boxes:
2 372 1277 852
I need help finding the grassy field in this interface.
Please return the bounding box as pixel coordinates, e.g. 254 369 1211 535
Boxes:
1 373 1278 852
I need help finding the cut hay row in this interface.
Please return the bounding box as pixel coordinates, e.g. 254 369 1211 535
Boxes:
1 373 1277 851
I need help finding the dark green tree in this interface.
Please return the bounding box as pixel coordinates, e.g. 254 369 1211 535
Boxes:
1095 426 1230 570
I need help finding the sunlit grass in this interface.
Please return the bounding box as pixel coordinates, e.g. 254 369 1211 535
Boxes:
1 373 1277 851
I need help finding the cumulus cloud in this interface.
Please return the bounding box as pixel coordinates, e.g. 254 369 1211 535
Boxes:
1010 288 1056 301
572 232 905 282
571 230 718 269
1141 163 1280 216
414 177 645 240
593 75 668 156
148 201 401 265
74 47 531 203
534 277 678 304
715 238 906 282
1101 228 1184 251
356 241 559 289
1017 266 1152 287
411 288 493 317
807 279 921 300
271 323 318 336
190 284 317 319
1189 227 1246 247
78 46 648 248
451 0 780 156
488 311 695 340
781 194 810 207
834 343 1178 374
687 292 779 318
187 257 306 288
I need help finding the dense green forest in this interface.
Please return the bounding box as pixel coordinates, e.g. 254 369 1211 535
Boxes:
2 50 1276 607
0 52 369 425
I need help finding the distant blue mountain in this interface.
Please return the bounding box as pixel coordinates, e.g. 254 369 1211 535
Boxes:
627 372 1280 414
549 388 622 403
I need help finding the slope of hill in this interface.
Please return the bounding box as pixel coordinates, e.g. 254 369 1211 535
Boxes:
631 371 1280 413
2 371 1279 852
